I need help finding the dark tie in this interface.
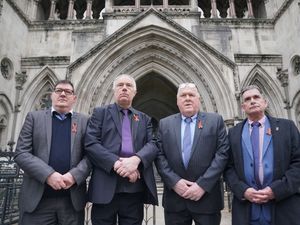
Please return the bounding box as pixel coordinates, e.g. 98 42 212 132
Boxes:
120 109 134 157
54 112 67 120
251 121 262 188
183 117 192 168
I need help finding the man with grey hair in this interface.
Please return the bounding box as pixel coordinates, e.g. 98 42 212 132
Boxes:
155 83 229 225
225 85 300 225
85 74 158 225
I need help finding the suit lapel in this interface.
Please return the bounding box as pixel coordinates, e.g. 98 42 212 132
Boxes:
131 108 139 149
190 112 205 157
262 118 272 157
242 121 253 160
108 104 122 136
70 112 79 154
173 114 183 159
45 110 52 159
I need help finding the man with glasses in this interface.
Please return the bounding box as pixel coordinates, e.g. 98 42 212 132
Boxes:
85 74 158 225
15 80 91 225
155 83 229 225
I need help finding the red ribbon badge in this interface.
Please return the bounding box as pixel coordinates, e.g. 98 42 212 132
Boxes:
72 123 77 133
133 114 139 122
266 128 272 136
198 120 203 129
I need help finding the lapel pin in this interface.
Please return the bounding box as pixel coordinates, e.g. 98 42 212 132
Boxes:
72 123 77 133
198 120 203 129
266 128 272 136
133 114 139 122
276 127 279 131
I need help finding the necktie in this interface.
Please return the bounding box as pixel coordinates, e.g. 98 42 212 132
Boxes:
120 109 134 157
183 117 192 168
251 121 262 188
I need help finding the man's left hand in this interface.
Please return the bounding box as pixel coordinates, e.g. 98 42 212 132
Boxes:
114 156 141 177
62 172 76 189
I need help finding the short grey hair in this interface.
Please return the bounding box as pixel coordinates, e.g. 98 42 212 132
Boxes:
240 85 265 101
177 83 200 97
113 74 137 91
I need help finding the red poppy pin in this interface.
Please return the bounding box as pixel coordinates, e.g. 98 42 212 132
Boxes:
133 114 139 122
72 123 77 133
198 120 203 129
266 128 272 136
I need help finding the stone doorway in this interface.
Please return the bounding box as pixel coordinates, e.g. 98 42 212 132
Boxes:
132 72 178 133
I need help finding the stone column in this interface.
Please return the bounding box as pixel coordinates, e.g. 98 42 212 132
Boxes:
229 0 236 18
48 0 57 20
67 0 75 19
30 0 40 20
190 0 198 12
86 0 93 19
135 0 140 10
246 0 254 18
105 0 113 13
211 0 218 18
163 0 168 9
277 68 291 119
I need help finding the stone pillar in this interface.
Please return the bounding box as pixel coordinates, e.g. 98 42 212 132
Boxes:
211 0 218 18
86 0 93 19
30 0 40 20
246 0 254 18
229 0 236 18
105 0 113 13
136 0 140 10
163 0 168 9
67 0 75 19
48 0 57 20
190 0 198 12
277 68 291 119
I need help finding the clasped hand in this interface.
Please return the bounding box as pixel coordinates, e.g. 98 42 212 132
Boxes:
244 187 275 204
114 156 141 183
46 172 75 190
173 179 205 201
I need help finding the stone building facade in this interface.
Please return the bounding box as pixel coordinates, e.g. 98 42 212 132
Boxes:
0 0 300 149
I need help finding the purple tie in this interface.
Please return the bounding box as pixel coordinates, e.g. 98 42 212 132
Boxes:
251 121 262 188
120 109 134 157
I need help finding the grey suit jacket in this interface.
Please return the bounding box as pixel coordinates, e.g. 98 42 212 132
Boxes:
14 109 91 213
155 112 229 213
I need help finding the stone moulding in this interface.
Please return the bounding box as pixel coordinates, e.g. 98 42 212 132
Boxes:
21 56 70 68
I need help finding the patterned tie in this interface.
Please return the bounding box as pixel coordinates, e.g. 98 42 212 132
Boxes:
120 109 134 157
183 117 192 168
251 121 262 188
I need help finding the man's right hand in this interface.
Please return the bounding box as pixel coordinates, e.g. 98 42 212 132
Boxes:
46 172 67 190
173 179 194 197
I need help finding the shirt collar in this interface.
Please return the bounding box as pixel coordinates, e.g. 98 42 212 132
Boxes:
51 107 73 116
248 115 266 127
181 113 197 122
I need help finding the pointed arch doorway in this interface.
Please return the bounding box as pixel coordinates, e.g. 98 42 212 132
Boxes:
132 72 178 133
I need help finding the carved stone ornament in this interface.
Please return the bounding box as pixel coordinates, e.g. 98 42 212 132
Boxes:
293 55 300 75
1 58 13 80
15 71 28 90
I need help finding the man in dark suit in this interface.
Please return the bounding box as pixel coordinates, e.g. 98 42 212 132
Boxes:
155 83 229 225
225 85 300 225
14 80 91 225
85 74 158 225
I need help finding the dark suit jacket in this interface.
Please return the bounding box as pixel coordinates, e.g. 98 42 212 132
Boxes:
155 112 229 213
224 116 300 225
14 109 91 213
85 103 158 205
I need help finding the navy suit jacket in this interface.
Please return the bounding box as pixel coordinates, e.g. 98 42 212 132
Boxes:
85 103 158 205
225 116 300 225
155 112 229 213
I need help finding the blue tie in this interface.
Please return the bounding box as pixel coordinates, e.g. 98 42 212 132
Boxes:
251 121 262 188
183 117 192 168
120 109 134 157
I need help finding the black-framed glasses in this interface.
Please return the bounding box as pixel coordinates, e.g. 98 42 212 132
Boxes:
54 88 74 96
